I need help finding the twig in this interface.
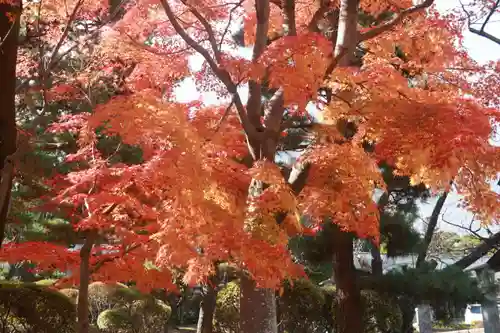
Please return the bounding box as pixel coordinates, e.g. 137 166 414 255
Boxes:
358 0 434 42
180 0 222 62
0 18 16 49
46 0 84 69
218 0 245 51
160 0 259 144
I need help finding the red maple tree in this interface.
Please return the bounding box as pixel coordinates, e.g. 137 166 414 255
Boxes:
1 1 499 333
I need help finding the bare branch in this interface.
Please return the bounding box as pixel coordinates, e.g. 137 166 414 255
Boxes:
245 0 272 136
453 231 500 270
441 209 485 241
160 0 218 72
416 190 449 268
16 0 129 93
180 0 222 62
460 0 500 45
47 0 84 68
219 0 245 51
480 0 499 32
358 0 434 42
469 27 500 45
160 0 260 150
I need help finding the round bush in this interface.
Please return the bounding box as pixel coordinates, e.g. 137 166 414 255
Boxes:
97 308 133 331
214 281 240 333
59 288 79 304
279 278 331 333
0 281 76 333
91 282 171 333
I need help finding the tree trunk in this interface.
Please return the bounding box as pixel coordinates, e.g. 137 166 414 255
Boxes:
331 227 363 333
240 274 278 333
400 300 416 333
196 282 217 333
0 1 21 248
77 232 96 333
398 190 448 332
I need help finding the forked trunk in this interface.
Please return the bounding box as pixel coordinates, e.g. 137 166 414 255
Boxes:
240 274 278 333
332 227 363 333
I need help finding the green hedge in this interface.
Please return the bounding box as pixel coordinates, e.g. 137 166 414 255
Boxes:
89 282 171 333
0 281 76 333
213 279 402 333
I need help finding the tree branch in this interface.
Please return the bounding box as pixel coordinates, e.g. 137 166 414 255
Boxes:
160 0 259 145
288 162 311 195
415 190 449 268
453 231 500 270
47 0 84 68
180 0 222 62
246 0 271 137
480 0 499 32
469 27 500 45
219 0 245 51
0 155 14 248
282 0 296 36
252 0 270 61
358 0 434 42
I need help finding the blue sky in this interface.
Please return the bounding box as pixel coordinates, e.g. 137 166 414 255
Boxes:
174 0 500 236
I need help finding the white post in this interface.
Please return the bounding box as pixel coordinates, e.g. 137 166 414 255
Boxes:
478 268 500 333
417 303 433 333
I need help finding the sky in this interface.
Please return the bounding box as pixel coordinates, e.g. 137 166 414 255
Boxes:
174 0 500 236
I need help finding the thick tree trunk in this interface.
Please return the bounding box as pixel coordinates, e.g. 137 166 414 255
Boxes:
0 1 21 248
331 227 363 333
240 274 278 333
329 2 364 333
196 283 217 333
77 233 96 333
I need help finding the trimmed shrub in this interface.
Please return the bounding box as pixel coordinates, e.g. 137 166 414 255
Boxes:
214 281 240 333
97 298 171 333
90 282 171 333
360 290 402 333
279 278 331 333
213 280 402 333
59 288 79 304
0 281 76 333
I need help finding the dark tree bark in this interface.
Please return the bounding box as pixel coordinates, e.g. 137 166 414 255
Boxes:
196 280 217 333
328 2 365 333
0 1 21 248
77 232 96 333
331 226 363 333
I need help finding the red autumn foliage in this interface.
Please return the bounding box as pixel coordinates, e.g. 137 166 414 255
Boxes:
1 0 499 294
